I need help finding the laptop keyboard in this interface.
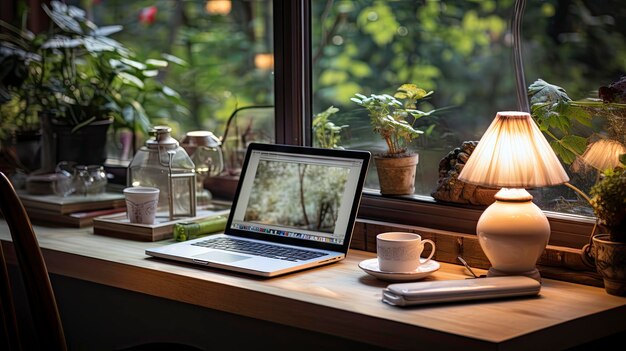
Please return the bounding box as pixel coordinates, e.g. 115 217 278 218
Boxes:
192 237 328 262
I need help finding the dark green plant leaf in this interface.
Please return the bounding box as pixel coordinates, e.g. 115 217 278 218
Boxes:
83 37 128 55
528 78 572 105
130 100 151 132
41 36 81 49
117 72 144 89
0 19 35 43
142 70 159 78
71 116 96 133
159 53 187 66
552 111 571 131
572 112 592 128
550 140 577 164
44 3 83 34
119 58 146 70
560 135 588 155
145 59 168 68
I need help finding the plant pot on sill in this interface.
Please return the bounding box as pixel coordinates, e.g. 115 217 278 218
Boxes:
374 153 419 196
40 113 113 172
13 131 42 172
592 234 626 296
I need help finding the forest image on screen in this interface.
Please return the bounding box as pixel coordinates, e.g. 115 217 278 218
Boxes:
244 160 349 234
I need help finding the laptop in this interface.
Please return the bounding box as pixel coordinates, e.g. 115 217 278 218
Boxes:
145 142 371 277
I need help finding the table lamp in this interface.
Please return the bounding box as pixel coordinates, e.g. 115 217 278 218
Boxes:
458 111 569 281
581 139 626 172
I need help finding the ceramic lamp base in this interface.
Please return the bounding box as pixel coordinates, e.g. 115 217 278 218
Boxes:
477 188 550 282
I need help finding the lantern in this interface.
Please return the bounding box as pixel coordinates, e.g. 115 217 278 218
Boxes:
128 126 196 221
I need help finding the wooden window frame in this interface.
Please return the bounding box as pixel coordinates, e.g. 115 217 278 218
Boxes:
273 0 596 253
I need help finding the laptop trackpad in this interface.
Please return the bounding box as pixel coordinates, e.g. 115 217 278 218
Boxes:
193 251 250 263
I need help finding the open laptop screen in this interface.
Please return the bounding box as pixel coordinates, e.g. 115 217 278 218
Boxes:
226 143 370 252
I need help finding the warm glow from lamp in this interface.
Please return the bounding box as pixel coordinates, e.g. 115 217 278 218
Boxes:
205 0 231 15
458 111 569 281
254 53 274 70
581 139 626 172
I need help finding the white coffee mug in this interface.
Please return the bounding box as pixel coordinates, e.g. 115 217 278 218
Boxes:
123 186 160 224
376 232 436 272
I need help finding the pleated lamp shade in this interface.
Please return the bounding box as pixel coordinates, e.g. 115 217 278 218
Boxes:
458 111 570 188
581 139 626 172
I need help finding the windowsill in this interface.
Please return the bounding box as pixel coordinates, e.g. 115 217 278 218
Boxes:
135 176 599 285
358 188 596 248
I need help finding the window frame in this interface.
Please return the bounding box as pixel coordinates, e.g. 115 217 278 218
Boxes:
273 0 596 250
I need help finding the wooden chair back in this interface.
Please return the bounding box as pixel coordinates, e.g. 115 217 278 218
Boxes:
0 172 67 351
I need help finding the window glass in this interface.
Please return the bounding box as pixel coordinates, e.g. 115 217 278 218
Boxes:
89 0 274 161
311 0 626 219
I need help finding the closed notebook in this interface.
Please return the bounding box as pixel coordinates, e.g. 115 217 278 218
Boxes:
382 276 541 306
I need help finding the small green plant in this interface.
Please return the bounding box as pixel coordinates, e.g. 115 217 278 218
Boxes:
351 84 438 156
312 106 348 149
589 154 626 242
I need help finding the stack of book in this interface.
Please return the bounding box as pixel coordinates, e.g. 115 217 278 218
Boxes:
93 205 231 242
18 191 127 228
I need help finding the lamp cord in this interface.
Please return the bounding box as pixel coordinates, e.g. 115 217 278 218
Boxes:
563 182 597 268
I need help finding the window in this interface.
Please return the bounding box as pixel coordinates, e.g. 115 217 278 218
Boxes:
302 0 624 248
2 1 621 250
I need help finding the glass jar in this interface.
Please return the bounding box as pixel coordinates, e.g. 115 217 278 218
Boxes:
87 165 107 194
73 165 93 196
128 126 197 220
182 131 225 207
52 161 76 197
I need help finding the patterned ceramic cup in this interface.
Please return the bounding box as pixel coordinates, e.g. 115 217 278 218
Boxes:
123 187 160 224
376 232 436 273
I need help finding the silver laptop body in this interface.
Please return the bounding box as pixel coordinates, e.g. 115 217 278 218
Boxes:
145 142 370 277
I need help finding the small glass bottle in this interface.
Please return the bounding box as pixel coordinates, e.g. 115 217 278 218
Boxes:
87 165 107 194
73 165 93 196
52 162 75 197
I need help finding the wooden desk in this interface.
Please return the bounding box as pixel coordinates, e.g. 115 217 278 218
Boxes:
2 221 626 350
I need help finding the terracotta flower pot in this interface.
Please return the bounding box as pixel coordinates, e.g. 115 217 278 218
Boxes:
374 153 418 196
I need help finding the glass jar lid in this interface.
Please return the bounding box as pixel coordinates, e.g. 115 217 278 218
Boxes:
146 126 179 150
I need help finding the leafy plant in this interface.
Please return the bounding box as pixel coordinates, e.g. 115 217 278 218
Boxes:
590 155 626 242
528 78 626 164
0 1 186 134
312 106 348 149
351 83 439 156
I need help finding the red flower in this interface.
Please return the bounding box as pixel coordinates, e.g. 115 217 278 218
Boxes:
139 6 157 25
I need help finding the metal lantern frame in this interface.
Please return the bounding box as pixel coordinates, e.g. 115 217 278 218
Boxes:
161 149 197 220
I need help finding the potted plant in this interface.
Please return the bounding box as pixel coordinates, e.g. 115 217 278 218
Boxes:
312 106 348 149
0 1 185 171
589 155 626 296
351 83 439 195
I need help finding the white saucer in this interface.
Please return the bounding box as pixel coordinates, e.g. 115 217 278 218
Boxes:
358 258 440 282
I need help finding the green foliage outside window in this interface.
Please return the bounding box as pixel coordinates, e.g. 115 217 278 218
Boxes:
92 0 275 136
312 0 626 213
